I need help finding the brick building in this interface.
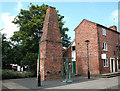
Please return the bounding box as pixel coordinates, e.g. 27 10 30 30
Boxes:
65 19 120 75
37 6 120 80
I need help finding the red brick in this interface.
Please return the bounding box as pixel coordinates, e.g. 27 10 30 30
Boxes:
74 19 120 75
37 7 63 81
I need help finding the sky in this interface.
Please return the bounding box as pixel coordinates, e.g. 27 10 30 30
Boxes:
0 1 119 41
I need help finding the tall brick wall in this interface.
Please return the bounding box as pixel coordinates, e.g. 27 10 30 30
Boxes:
63 46 71 58
75 19 100 75
98 25 119 73
39 7 63 80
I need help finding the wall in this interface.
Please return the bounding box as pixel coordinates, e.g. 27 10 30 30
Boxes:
63 46 71 58
75 19 100 75
39 7 63 80
98 25 120 73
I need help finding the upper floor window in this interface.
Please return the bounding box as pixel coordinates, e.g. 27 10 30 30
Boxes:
103 42 107 51
72 46 75 51
102 28 106 36
103 59 108 67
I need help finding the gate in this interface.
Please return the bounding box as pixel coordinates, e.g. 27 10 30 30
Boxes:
61 57 73 83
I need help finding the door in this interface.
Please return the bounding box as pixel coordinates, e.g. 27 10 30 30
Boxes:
117 58 120 71
72 61 76 74
110 58 115 72
111 59 114 72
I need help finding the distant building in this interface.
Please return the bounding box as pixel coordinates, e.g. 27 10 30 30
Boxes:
64 19 120 75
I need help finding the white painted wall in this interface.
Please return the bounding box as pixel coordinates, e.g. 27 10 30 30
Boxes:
17 66 21 71
71 41 76 61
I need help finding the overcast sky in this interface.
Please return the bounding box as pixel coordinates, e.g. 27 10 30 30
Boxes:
0 1 119 41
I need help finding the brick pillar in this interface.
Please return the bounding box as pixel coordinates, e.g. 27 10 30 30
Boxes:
39 7 63 80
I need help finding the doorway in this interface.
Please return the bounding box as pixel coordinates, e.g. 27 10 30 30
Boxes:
117 58 120 71
110 57 115 72
72 61 76 74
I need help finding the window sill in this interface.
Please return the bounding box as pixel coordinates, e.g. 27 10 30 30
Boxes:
103 49 108 51
104 66 109 67
102 35 106 36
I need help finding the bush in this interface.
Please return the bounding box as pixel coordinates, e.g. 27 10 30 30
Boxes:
2 69 34 80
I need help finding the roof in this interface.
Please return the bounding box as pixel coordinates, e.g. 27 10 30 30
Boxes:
63 39 75 55
74 19 120 34
67 39 75 48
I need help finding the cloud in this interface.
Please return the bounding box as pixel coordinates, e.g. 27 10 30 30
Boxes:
102 9 118 28
15 2 23 12
0 2 23 38
1 12 19 38
110 9 118 23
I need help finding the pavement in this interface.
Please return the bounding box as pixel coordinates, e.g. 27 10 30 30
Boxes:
2 76 120 90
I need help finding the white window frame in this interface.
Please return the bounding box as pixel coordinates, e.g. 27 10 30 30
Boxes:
103 59 108 67
102 28 106 36
103 42 107 51
117 57 120 71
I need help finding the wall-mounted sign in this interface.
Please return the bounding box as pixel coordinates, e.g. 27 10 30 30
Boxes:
101 54 106 59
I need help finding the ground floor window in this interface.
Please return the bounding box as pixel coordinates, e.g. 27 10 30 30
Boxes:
103 59 108 67
117 59 120 71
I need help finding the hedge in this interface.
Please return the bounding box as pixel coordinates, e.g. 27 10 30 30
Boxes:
2 69 35 80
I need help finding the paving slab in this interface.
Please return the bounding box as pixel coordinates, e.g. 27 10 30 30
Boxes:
2 76 119 90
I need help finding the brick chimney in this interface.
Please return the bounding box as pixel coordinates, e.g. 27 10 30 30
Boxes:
38 6 63 80
109 26 117 31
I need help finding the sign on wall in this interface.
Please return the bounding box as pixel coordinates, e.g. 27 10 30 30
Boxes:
101 54 106 59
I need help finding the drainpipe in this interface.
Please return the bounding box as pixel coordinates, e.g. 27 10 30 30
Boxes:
97 24 102 74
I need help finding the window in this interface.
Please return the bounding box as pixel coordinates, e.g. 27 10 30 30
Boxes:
103 59 108 67
103 42 107 51
102 28 106 36
72 46 75 51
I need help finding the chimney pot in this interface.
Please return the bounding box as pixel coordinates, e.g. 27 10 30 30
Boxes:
109 25 117 31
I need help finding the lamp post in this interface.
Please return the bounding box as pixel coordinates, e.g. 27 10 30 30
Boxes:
116 45 120 71
37 29 43 86
85 40 90 79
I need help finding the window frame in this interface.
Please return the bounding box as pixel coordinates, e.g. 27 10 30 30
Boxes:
103 42 107 51
102 28 106 36
72 46 75 51
103 59 108 67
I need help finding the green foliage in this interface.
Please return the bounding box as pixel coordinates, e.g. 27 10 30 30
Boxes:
11 3 71 47
2 34 24 66
20 52 38 70
2 69 34 80
3 3 71 74
2 34 13 67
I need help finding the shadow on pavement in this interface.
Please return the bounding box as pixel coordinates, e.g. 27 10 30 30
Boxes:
2 76 99 89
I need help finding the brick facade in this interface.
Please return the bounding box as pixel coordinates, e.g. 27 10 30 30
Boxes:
38 7 63 80
75 19 100 75
74 19 120 75
63 46 71 58
97 25 119 73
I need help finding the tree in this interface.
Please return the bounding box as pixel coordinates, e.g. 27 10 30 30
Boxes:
11 3 71 71
2 34 13 67
12 3 71 47
2 34 23 67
